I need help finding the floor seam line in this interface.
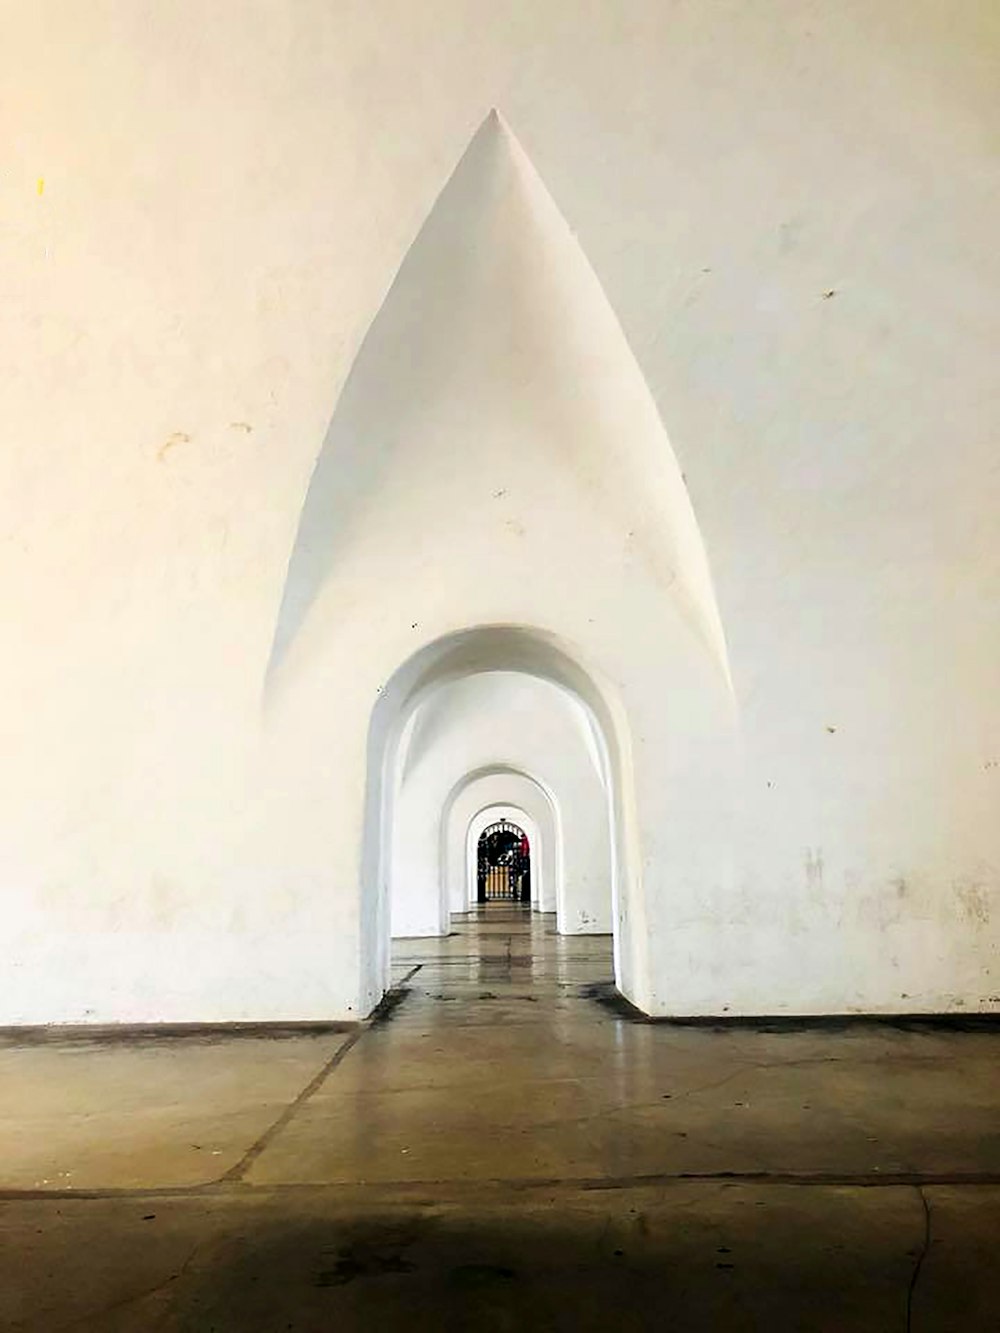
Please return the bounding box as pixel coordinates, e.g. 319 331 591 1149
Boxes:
905 1183 931 1333
3 1168 1000 1204
215 965 422 1185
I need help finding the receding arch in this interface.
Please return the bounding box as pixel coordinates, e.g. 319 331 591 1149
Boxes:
363 624 640 1007
442 768 560 916
389 669 608 935
467 806 539 908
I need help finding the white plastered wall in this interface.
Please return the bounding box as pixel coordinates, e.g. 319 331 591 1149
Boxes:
389 672 610 939
3 2 999 1022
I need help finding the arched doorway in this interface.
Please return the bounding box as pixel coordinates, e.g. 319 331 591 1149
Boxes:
477 819 531 903
358 625 637 1011
461 798 550 915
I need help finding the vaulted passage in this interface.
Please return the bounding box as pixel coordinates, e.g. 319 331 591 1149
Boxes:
368 627 631 1012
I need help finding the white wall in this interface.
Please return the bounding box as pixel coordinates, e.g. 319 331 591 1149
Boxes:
3 2 999 1021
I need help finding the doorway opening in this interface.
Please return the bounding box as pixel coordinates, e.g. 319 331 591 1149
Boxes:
477 819 531 903
361 625 638 1013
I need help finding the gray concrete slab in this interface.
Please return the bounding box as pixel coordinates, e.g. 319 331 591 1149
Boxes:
250 910 1000 1186
0 1032 354 1189
3 1183 997 1332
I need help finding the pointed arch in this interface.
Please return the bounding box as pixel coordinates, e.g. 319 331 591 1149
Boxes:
259 111 742 1020
266 109 731 695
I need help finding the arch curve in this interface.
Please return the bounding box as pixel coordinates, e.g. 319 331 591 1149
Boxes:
443 768 560 916
468 806 540 907
364 624 639 1004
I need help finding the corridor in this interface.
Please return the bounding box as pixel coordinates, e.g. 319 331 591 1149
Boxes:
1 907 999 1329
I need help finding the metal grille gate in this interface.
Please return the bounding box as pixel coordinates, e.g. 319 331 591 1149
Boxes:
477 820 531 903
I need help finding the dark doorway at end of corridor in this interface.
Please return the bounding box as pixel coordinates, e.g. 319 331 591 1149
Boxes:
477 819 531 903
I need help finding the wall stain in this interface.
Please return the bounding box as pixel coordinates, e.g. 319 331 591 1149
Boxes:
805 848 824 891
157 431 190 461
955 882 990 927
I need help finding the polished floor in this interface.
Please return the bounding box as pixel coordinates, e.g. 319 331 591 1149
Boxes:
1 905 999 1329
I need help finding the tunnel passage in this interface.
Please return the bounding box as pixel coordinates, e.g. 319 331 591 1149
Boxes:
477 820 531 903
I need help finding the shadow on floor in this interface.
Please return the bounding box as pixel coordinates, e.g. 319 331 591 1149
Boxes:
4 1181 1000 1332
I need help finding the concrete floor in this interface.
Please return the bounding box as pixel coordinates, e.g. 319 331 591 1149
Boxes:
2 905 999 1330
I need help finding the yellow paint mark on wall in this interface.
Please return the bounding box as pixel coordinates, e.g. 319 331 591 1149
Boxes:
229 421 253 433
157 431 191 461
36 178 45 196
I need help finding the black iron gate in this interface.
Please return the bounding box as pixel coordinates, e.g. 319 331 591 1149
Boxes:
477 820 531 903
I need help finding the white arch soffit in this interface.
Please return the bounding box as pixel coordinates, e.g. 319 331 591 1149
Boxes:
373 627 627 753
441 762 559 819
383 637 620 818
397 671 601 787
264 107 733 697
466 803 543 909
